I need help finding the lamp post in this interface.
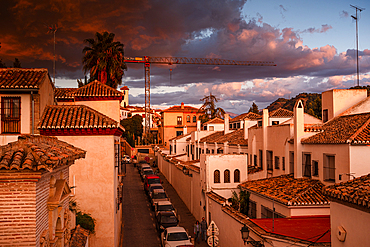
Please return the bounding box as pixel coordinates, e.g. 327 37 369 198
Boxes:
240 225 263 247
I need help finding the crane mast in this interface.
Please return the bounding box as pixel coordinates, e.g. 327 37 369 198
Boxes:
123 56 276 143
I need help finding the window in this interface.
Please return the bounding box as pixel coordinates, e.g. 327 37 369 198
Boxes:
237 122 240 128
170 145 172 154
261 205 285 219
312 160 319 176
203 126 207 130
272 121 279 125
259 150 263 169
176 131 183 136
177 116 182 125
209 126 214 131
1 97 21 133
324 155 335 181
248 201 257 219
254 155 257 167
275 156 280 169
229 123 232 129
289 152 294 174
302 153 311 177
258 120 262 127
206 149 210 154
234 169 240 183
267 151 273 171
193 116 196 122
282 157 285 171
214 170 220 183
224 170 230 183
323 109 328 123
186 115 190 123
211 149 214 154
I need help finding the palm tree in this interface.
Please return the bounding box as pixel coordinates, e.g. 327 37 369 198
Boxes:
199 93 225 123
82 31 127 88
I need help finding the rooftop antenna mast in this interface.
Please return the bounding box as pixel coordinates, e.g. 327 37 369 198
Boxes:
350 5 365 87
47 24 58 84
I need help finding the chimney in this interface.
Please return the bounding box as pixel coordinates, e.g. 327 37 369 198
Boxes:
244 119 248 139
197 120 201 132
224 114 230 134
294 99 304 178
181 102 184 110
183 125 187 135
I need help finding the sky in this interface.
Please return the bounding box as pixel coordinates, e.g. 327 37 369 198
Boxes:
0 0 369 114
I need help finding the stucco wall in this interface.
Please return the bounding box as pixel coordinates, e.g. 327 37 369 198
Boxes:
349 145 370 178
330 201 370 247
58 135 118 247
76 100 121 123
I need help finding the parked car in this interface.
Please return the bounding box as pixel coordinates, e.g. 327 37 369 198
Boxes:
161 227 193 247
148 183 163 198
155 201 176 215
150 188 168 210
137 161 150 173
144 175 161 193
141 168 155 181
122 155 131 163
155 211 179 234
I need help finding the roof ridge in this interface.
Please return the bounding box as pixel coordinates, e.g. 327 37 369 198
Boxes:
347 115 370 143
290 179 321 204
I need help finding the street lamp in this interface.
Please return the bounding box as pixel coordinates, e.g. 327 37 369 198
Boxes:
240 225 264 247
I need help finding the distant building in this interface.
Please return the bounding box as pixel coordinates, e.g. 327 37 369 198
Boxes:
159 102 203 148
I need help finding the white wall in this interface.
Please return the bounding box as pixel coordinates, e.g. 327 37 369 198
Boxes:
349 145 370 178
330 202 370 247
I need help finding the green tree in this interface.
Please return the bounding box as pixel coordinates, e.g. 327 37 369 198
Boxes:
248 102 259 114
82 31 127 88
13 58 21 68
199 93 225 123
121 115 143 146
229 190 250 216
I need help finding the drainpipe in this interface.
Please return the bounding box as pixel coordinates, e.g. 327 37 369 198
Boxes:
31 91 34 135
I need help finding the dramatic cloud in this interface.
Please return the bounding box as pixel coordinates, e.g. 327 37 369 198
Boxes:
0 0 369 114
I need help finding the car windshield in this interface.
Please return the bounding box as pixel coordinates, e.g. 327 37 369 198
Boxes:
148 178 160 184
161 215 177 224
167 232 189 241
143 170 154 175
158 205 174 211
153 193 167 199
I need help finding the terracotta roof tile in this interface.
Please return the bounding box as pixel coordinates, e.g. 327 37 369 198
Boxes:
199 130 247 145
302 112 370 144
0 135 86 171
69 225 89 247
0 68 48 89
55 88 77 100
162 105 200 113
69 80 123 98
269 108 294 118
120 86 129 90
38 105 119 129
239 174 329 206
203 117 224 125
169 133 191 141
324 173 370 209
230 112 260 123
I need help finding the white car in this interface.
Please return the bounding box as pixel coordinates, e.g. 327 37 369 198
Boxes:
161 226 193 247
122 155 131 163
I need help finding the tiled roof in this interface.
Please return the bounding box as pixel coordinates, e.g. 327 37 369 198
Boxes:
69 80 123 98
239 174 329 206
199 130 247 145
69 225 89 247
269 108 294 118
324 173 370 210
203 117 224 125
120 86 129 90
162 105 200 113
55 88 77 100
169 133 191 141
0 68 49 89
247 166 263 174
0 135 86 171
230 112 260 123
38 105 119 129
302 112 370 144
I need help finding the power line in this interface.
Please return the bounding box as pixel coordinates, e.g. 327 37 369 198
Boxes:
350 5 365 87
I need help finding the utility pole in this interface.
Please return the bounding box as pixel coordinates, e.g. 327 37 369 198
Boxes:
350 5 365 87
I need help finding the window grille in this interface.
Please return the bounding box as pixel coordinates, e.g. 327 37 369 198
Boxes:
1 97 21 133
266 151 273 171
275 156 280 169
214 170 220 183
234 169 240 183
224 170 230 183
324 155 335 181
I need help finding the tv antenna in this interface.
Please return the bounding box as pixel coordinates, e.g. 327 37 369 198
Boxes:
350 5 365 87
47 24 58 84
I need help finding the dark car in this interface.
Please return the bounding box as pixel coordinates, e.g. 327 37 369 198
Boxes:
150 188 168 210
155 211 179 234
144 175 161 193
148 183 163 198
141 168 155 181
